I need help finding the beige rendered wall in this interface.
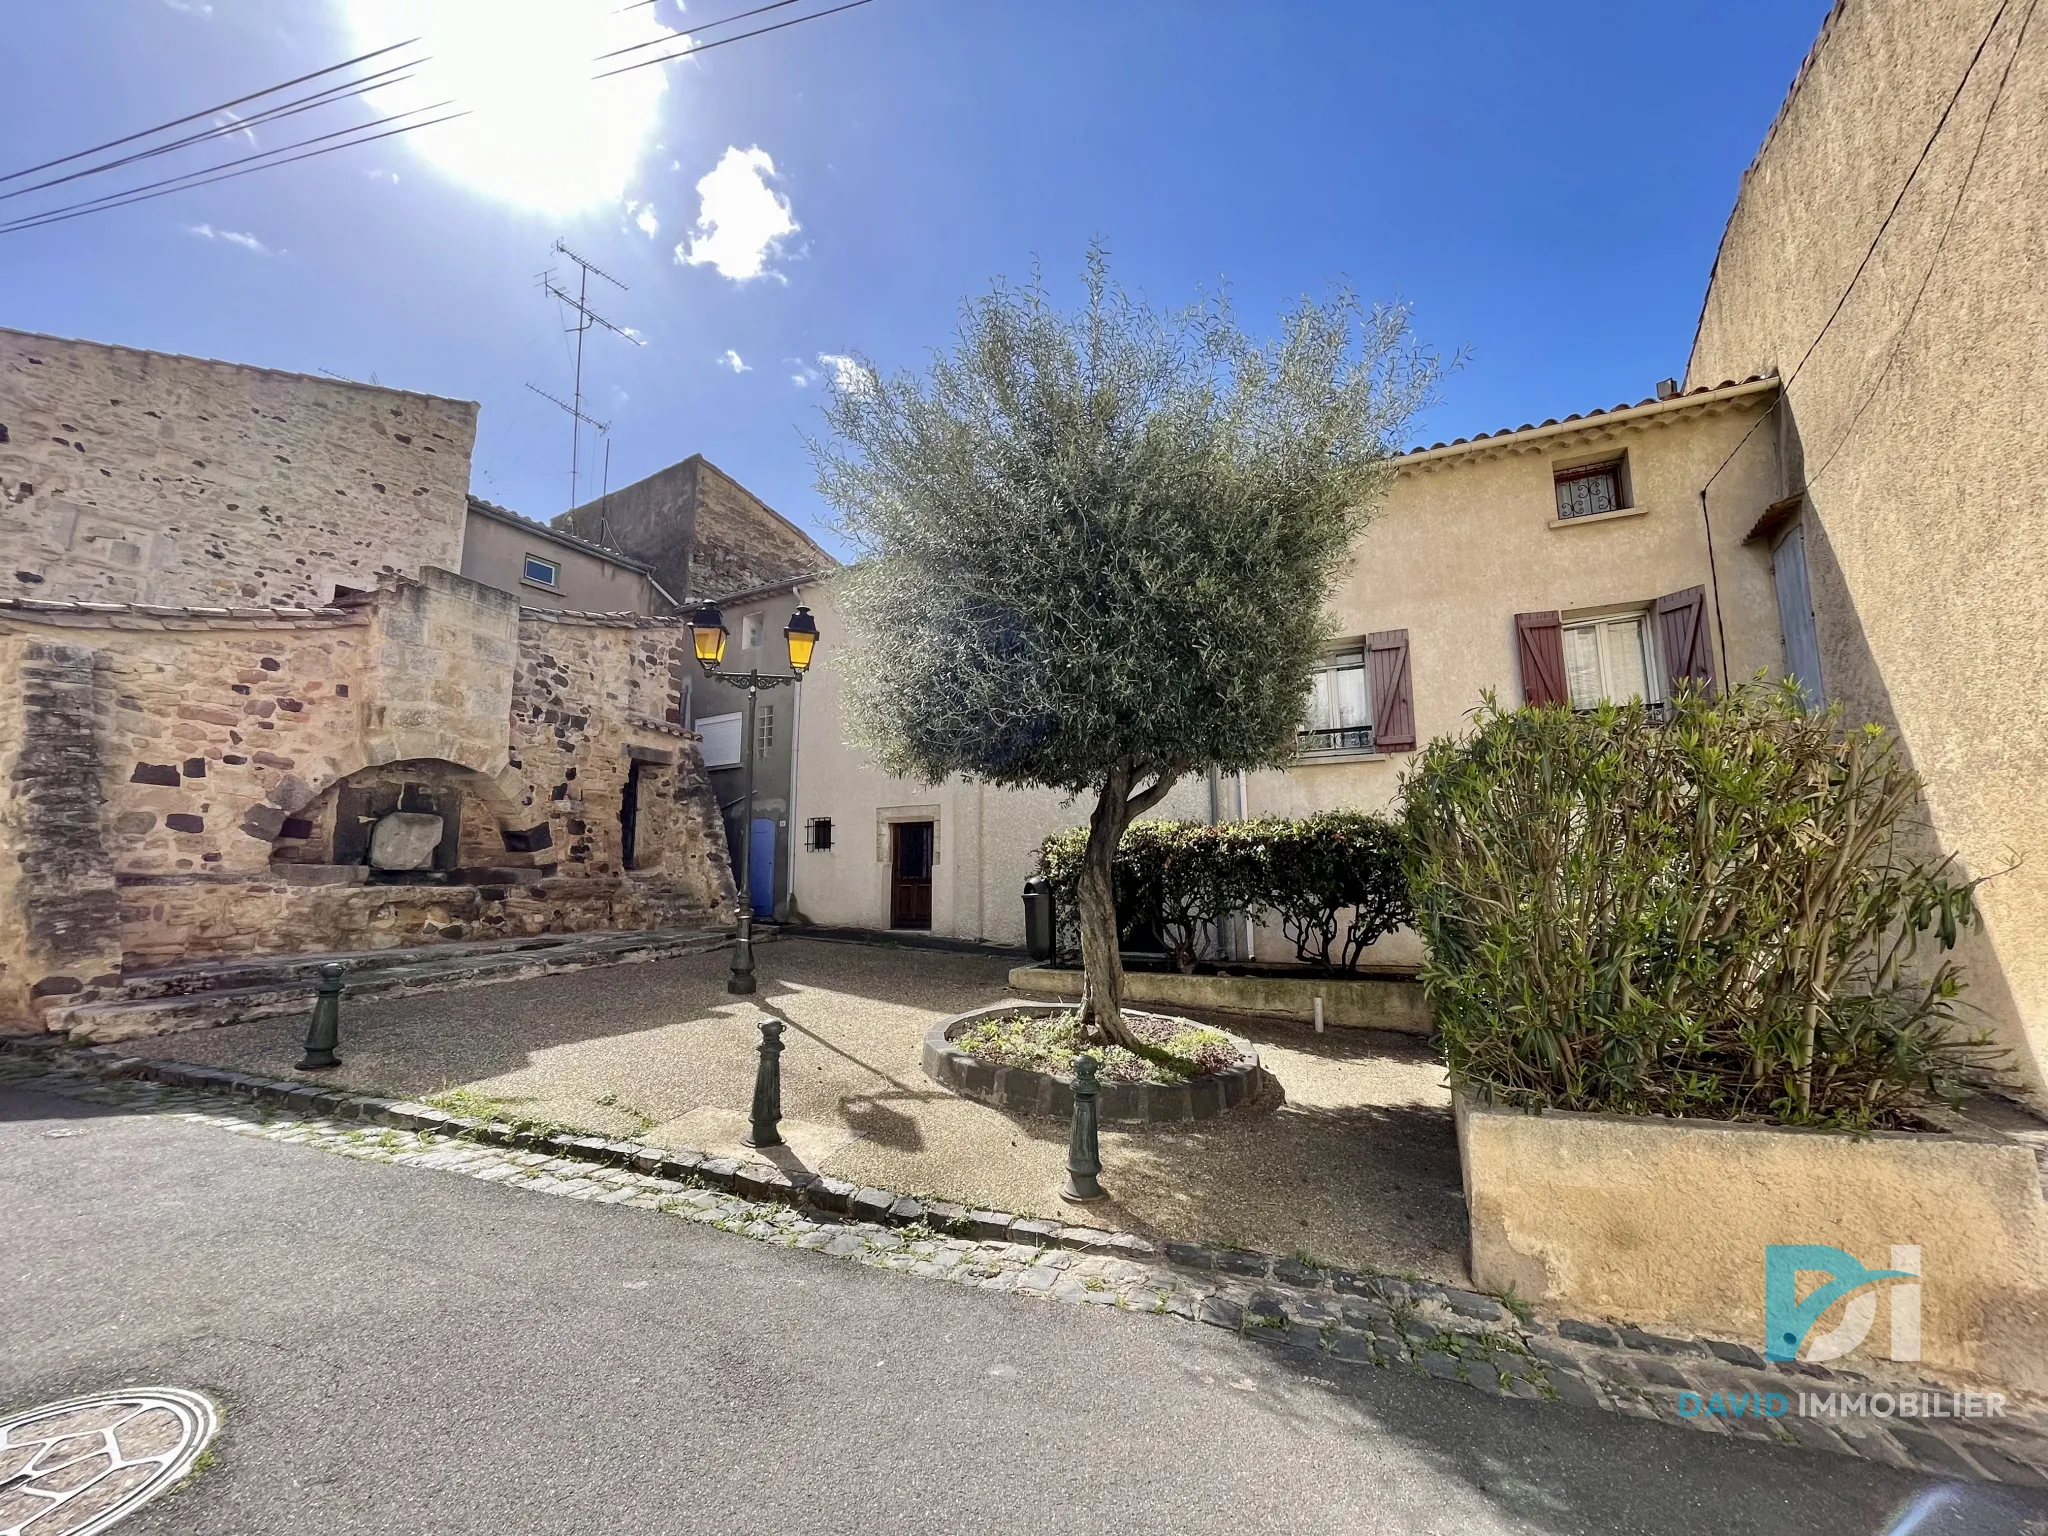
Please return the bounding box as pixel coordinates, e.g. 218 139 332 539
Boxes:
789 578 1208 944
792 396 1788 952
459 509 658 616
0 328 476 608
1460 1098 2048 1391
1686 0 2048 1092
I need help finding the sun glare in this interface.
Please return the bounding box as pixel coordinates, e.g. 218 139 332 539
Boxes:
340 0 678 214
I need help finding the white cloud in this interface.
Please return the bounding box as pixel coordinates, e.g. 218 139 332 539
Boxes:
816 352 866 392
163 0 214 14
339 0 677 214
719 350 750 374
185 223 271 255
364 167 401 184
676 146 797 282
627 200 659 237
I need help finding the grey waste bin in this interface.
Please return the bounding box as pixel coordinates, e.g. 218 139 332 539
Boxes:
1021 876 1054 961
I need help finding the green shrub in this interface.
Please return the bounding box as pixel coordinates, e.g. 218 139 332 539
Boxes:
1037 810 1410 973
1400 682 1998 1130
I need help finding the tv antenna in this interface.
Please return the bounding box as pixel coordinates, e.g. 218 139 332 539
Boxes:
529 238 642 511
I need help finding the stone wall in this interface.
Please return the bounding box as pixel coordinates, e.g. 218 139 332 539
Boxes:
0 570 735 1022
0 328 477 608
553 453 833 602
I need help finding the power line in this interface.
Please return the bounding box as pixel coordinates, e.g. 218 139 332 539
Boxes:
0 38 419 186
593 0 876 80
0 57 426 206
0 108 467 236
596 0 803 62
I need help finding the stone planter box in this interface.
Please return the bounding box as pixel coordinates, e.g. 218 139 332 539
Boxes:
1006 963 1429 1034
922 1001 1263 1124
1456 1093 2048 1391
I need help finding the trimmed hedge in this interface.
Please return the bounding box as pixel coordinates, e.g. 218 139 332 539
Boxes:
1399 683 1998 1130
1038 810 1411 973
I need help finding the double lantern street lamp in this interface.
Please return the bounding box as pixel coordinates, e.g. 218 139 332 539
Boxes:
686 600 820 995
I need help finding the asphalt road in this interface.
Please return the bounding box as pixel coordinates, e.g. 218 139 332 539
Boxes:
4 1084 2042 1536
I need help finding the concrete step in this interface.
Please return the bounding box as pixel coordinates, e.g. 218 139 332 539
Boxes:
46 926 738 1044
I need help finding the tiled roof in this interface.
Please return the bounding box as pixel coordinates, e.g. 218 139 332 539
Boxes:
1398 373 1778 463
465 494 654 573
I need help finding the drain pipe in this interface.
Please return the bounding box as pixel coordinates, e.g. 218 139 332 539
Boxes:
1236 769 1254 962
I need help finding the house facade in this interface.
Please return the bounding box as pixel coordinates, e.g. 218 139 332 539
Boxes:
787 374 1788 958
1683 0 2048 1094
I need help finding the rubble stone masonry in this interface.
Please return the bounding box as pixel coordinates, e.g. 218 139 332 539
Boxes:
0 328 477 609
0 569 735 1023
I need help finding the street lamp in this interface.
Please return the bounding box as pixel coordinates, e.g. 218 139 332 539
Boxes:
687 600 819 995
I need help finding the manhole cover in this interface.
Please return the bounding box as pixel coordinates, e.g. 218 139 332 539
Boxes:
0 1388 217 1535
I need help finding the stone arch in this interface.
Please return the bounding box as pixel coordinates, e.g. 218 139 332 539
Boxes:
265 757 544 876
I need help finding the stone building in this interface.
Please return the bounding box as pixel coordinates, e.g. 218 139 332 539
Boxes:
0 328 781 1036
1 327 476 609
461 494 669 616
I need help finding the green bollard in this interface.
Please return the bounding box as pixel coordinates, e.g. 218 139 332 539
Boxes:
1063 1053 1106 1202
298 962 345 1071
744 1017 785 1148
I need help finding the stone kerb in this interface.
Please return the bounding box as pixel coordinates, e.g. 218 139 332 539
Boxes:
1008 962 1430 1034
921 1000 1263 1124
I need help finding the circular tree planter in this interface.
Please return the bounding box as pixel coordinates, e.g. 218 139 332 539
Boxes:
922 1000 1265 1124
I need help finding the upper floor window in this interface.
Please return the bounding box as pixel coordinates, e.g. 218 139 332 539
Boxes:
523 554 560 587
1554 458 1628 521
755 702 775 754
741 611 765 650
1562 612 1663 710
1299 644 1372 753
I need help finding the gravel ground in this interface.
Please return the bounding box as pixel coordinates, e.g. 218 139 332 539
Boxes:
147 937 1466 1280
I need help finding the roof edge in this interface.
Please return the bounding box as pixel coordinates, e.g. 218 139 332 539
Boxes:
1396 375 1780 471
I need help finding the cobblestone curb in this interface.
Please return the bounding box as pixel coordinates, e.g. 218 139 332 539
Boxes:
6 1040 2046 1487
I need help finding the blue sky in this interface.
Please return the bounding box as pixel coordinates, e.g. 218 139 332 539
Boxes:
0 1 1833 554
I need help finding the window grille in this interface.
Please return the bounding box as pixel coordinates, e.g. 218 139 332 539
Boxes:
1554 460 1625 521
806 817 833 852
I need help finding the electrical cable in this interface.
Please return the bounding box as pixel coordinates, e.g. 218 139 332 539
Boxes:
1801 0 2038 493
0 38 419 186
593 0 876 79
1696 0 2014 500
0 59 425 205
596 0 802 61
0 106 464 236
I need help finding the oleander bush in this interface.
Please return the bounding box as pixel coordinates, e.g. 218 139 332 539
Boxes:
1038 810 1411 973
1399 681 2000 1130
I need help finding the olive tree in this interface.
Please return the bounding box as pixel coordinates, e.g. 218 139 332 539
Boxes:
811 248 1440 1048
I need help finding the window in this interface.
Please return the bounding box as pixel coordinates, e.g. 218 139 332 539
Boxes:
1562 612 1663 709
1554 459 1627 521
805 817 833 852
1299 644 1373 753
696 711 742 770
755 703 775 754
522 554 560 587
741 611 765 650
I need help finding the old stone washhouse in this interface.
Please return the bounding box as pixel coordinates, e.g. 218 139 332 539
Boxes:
0 326 758 1034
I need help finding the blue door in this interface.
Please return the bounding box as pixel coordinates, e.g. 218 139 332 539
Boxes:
749 818 777 918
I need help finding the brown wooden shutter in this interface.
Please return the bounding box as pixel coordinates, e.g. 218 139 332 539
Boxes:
1514 611 1568 706
1654 585 1717 695
1366 629 1415 752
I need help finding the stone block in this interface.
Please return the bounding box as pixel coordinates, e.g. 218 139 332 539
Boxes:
369 812 444 871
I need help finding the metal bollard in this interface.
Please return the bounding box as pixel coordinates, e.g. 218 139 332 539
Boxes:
297 962 345 1071
1062 1053 1106 1202
743 1017 785 1148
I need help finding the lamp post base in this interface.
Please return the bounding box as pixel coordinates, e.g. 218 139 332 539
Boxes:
727 909 758 995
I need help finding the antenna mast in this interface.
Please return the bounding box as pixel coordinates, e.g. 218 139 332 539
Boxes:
530 239 642 511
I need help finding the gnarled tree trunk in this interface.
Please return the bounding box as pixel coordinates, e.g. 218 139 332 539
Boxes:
1076 764 1180 1051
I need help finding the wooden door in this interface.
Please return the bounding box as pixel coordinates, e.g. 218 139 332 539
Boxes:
889 821 934 930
